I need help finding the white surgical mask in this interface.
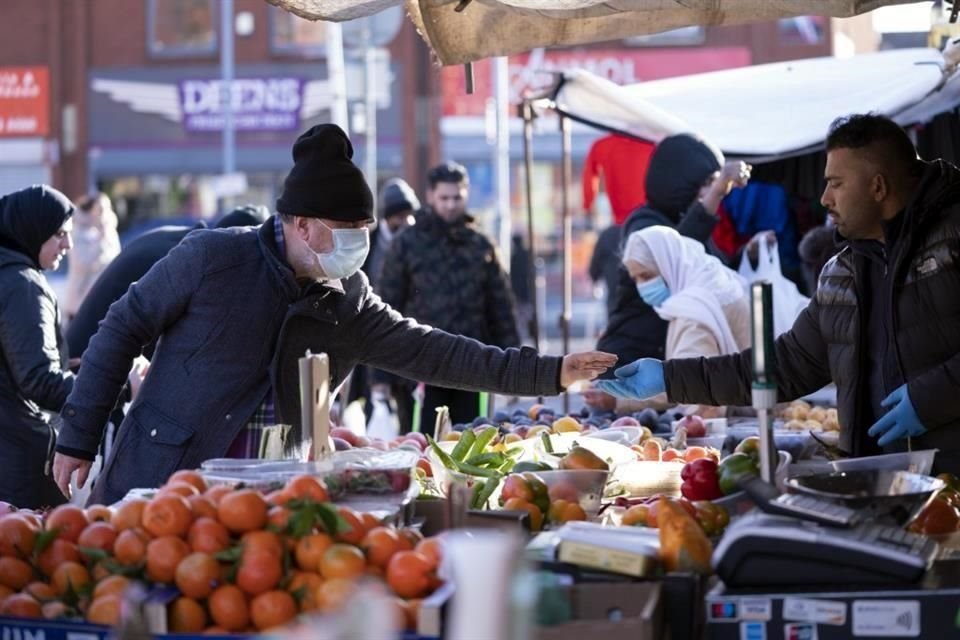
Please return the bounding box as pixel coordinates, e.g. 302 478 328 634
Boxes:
314 222 370 280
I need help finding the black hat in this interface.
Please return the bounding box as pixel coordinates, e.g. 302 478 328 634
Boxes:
0 184 75 269
645 133 724 218
380 179 420 220
215 204 270 228
276 124 374 222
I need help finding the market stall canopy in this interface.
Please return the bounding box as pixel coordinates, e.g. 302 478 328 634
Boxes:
267 0 917 65
548 47 960 161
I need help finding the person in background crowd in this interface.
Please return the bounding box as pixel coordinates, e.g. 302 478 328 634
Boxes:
0 185 75 509
62 192 121 323
510 233 534 343
349 179 420 433
589 224 623 319
599 114 960 474
378 162 522 426
594 133 751 376
590 226 749 417
53 126 614 504
798 224 839 295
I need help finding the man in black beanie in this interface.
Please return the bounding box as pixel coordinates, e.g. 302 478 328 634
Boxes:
54 124 617 504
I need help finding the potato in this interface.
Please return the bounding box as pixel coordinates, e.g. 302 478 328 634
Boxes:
783 405 809 421
804 419 824 431
823 417 840 432
808 407 828 423
785 419 807 431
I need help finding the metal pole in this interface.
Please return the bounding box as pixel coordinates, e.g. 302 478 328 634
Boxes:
325 23 349 133
363 24 378 208
220 0 235 174
560 114 572 414
493 56 511 271
521 101 540 354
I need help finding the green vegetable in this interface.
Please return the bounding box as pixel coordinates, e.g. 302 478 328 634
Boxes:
717 453 759 495
472 475 501 509
464 452 504 468
450 429 477 462
513 461 553 473
454 461 501 478
540 431 555 454
427 435 457 470
469 426 498 459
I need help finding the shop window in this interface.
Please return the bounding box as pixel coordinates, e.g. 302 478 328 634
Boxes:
271 7 328 57
148 0 217 57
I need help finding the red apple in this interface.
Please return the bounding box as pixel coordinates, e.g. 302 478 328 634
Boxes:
679 415 707 438
331 427 360 447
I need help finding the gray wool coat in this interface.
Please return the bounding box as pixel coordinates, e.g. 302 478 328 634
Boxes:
58 217 562 505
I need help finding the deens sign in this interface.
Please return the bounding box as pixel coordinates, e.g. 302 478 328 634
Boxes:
179 77 302 132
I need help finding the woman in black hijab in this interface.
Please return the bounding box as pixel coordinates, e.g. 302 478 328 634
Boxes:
0 185 75 509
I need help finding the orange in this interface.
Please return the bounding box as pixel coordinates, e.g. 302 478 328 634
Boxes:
169 596 207 633
91 562 111 582
316 577 355 613
2 593 42 618
77 521 118 552
168 470 208 494
203 485 232 506
361 527 402 568
45 505 90 543
175 552 220 599
267 506 291 531
265 490 290 507
286 572 323 612
0 557 33 590
111 499 147 531
208 584 250 632
85 505 113 523
397 527 423 549
319 544 366 580
93 575 130 600
284 475 329 503
236 549 282 596
187 517 231 554
414 537 443 568
159 482 201 498
217 490 268 534
23 582 56 602
502 497 543 532
51 561 91 597
0 514 37 558
41 600 69 620
142 494 193 538
386 551 436 599
86 595 121 626
250 590 297 631
241 530 283 559
113 528 149 566
187 495 218 520
621 504 650 527
37 539 81 578
145 535 191 583
334 507 366 545
360 512 382 531
294 533 333 572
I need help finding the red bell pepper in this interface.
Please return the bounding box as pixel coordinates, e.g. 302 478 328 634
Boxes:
680 458 724 501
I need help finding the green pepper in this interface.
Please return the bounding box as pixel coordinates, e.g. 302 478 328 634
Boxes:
734 436 761 462
717 453 759 495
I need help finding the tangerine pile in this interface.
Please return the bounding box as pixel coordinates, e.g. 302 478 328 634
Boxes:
0 470 442 633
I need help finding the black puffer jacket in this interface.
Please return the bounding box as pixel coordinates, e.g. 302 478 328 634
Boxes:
378 209 520 348
0 185 75 508
665 160 960 473
596 133 724 375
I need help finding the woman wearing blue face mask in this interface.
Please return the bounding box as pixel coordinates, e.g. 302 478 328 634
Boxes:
599 226 751 416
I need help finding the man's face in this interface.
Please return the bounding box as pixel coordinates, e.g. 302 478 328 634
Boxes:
291 216 370 278
428 181 468 223
821 147 885 241
39 218 73 270
385 211 414 234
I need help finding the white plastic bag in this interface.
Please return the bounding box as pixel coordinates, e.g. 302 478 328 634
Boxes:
366 390 400 441
738 235 810 337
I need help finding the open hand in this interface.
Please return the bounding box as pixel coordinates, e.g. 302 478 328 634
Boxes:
560 351 618 389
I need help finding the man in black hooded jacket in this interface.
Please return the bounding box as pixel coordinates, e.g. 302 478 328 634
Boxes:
594 134 751 377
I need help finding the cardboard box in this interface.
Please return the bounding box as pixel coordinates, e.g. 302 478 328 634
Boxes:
537 582 663 640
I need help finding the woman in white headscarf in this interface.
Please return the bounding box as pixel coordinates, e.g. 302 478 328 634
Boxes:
602 225 751 415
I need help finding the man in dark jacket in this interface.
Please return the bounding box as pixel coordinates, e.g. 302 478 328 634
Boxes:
67 205 269 361
378 162 522 425
594 134 751 376
0 185 76 508
53 126 615 504
598 114 960 474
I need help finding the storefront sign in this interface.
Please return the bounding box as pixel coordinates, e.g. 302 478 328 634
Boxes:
441 47 751 117
0 66 49 137
178 77 303 132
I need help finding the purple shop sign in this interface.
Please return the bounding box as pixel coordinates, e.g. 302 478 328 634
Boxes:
179 77 303 132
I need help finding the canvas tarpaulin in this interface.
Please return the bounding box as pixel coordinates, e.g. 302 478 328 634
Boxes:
548 47 960 161
267 0 916 65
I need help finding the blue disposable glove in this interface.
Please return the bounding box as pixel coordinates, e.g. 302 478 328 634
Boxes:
595 358 665 400
867 384 927 447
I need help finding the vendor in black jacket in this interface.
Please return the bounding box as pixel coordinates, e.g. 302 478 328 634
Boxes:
0 185 76 509
589 134 750 412
598 114 960 474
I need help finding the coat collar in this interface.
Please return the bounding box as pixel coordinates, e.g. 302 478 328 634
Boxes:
258 216 346 299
